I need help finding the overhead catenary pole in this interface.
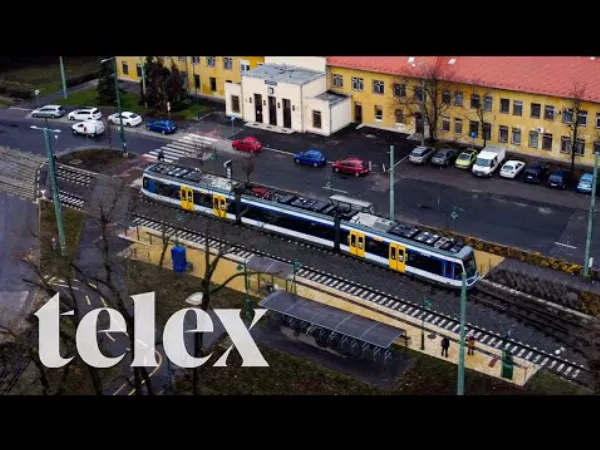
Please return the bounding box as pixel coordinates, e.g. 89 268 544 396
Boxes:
59 56 68 99
102 57 128 157
389 145 395 221
140 57 147 108
583 151 599 279
457 270 467 395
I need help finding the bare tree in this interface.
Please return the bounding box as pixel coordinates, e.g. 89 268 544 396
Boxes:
241 153 256 184
390 57 457 143
462 87 493 149
564 83 588 172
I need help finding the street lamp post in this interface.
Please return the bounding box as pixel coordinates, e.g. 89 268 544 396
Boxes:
101 57 128 157
59 56 68 99
139 58 147 108
420 297 432 350
34 89 40 108
584 151 599 279
457 271 467 395
292 260 302 294
31 124 67 256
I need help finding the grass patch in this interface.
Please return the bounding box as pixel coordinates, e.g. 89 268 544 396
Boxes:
173 103 210 120
0 96 12 108
57 148 135 172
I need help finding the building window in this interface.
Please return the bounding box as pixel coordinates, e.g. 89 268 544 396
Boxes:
542 133 553 151
231 95 240 113
223 57 233 70
470 94 480 109
483 123 492 140
596 113 600 129
351 77 364 91
372 80 385 95
122 62 129 75
454 91 463 106
442 116 450 132
595 141 600 154
561 136 572 154
393 83 406 97
206 57 216 67
500 98 510 114
469 120 478 137
312 110 322 129
512 128 522 145
180 71 188 87
578 110 588 126
395 108 404 124
225 80 232 84
531 103 541 119
442 90 451 105
454 118 463 134
374 105 383 121
414 86 424 101
209 77 217 92
529 131 539 149
483 95 493 111
332 74 343 88
240 60 250 72
513 101 523 116
178 56 186 62
544 105 555 120
136 64 142 78
193 74 200 90
563 108 573 124
575 138 585 155
191 56 200 64
499 125 509 143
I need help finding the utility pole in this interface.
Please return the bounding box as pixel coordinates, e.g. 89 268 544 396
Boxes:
420 297 432 350
31 124 67 256
59 56 68 99
457 270 467 395
101 57 128 157
584 150 599 279
419 76 426 146
140 57 147 108
389 145 394 221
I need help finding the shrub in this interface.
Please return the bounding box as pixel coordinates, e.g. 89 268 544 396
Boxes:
65 71 99 88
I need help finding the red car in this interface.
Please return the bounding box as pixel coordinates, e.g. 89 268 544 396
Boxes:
332 157 369 177
232 136 263 153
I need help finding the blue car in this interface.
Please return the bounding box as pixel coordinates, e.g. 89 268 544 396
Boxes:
294 149 327 167
146 119 177 134
577 173 594 193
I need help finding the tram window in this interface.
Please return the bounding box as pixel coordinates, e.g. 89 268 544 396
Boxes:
366 238 388 258
406 249 443 274
143 177 149 189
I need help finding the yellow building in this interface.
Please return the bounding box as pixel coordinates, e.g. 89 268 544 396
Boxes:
327 56 600 167
115 56 265 100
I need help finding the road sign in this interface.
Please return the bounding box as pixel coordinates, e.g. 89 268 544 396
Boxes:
223 159 232 179
470 131 477 139
167 102 171 112
230 116 236 122
34 89 40 96
451 211 459 220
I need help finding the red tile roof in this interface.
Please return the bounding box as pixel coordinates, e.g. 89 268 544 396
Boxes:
326 57 600 103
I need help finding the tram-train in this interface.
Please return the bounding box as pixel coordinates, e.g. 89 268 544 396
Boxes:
140 163 480 289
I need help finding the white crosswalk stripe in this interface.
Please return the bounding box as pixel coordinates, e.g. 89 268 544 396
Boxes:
143 133 218 163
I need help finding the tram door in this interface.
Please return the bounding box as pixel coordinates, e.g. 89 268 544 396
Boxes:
348 230 365 257
212 194 227 218
180 187 194 212
389 243 406 273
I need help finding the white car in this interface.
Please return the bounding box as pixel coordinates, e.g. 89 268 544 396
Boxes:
68 107 102 121
72 120 105 137
500 160 526 179
108 111 142 127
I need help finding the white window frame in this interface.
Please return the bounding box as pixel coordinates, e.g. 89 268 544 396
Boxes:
351 77 364 91
223 57 233 71
513 100 523 116
240 59 250 72
332 74 343 88
577 110 588 126
442 116 450 132
528 131 539 148
374 105 383 121
372 80 385 95
512 127 522 145
498 125 509 143
454 118 463 134
206 57 216 67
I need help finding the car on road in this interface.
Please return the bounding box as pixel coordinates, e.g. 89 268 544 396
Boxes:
332 157 369 177
576 173 594 194
454 149 478 169
108 111 142 127
146 119 177 134
431 148 459 167
499 160 526 179
68 107 102 121
31 105 66 119
523 162 550 184
71 120 105 137
232 136 263 153
294 149 327 167
408 146 435 165
547 170 574 189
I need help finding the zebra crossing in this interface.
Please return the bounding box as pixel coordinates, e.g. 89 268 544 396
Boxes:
143 133 219 163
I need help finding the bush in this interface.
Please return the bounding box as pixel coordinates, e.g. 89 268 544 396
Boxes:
65 71 99 88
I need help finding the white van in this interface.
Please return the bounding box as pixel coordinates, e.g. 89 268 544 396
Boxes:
471 145 506 177
71 119 105 137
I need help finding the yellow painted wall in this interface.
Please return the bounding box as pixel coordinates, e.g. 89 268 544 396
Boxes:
115 56 144 82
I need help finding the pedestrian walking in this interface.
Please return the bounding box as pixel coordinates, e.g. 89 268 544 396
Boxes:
51 237 57 252
158 149 165 162
467 334 476 356
441 336 450 357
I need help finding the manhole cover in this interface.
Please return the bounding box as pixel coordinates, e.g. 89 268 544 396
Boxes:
69 159 82 165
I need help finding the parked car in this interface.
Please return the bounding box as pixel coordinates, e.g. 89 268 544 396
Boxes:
431 148 458 167
576 173 594 194
523 162 550 184
472 145 506 177
454 149 478 169
332 157 369 177
72 120 105 137
408 146 435 165
108 111 142 127
68 107 101 121
294 149 327 167
232 136 263 153
146 119 177 134
500 160 526 179
547 170 574 189
31 105 66 119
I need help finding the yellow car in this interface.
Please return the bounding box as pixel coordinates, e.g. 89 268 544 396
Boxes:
455 149 478 169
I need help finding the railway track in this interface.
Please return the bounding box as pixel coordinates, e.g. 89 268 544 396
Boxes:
0 328 38 395
128 211 593 388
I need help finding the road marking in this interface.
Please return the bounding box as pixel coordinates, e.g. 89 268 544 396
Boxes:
126 350 163 396
104 332 116 342
101 297 108 307
397 154 410 164
554 242 577 249
323 186 348 194
85 295 91 306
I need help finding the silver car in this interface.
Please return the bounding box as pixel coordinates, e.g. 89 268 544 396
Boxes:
31 104 66 119
408 146 436 164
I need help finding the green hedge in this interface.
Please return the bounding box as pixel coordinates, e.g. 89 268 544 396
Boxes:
65 71 99 88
